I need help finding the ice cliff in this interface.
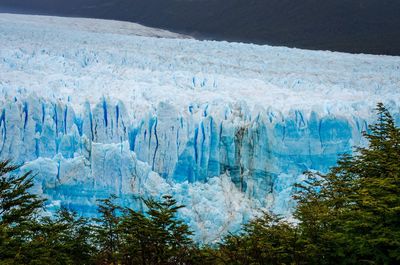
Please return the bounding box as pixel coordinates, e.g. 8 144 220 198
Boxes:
1 13 399 242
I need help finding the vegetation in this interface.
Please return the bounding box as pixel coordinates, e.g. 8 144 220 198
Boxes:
0 103 399 264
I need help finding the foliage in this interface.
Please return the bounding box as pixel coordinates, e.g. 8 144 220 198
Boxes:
217 212 302 265
117 195 195 265
293 102 400 264
17 208 96 265
93 195 122 265
0 161 44 264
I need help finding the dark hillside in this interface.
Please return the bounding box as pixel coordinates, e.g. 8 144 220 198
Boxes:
1 0 399 55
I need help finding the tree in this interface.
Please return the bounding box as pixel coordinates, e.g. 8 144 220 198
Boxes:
144 195 193 264
294 166 357 264
0 161 45 263
294 103 400 264
103 194 196 265
217 212 301 265
347 103 400 264
135 195 194 265
0 161 44 226
17 208 95 265
93 195 122 265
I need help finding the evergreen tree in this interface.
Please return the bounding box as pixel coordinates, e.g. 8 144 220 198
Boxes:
105 194 196 265
18 208 95 265
294 103 400 264
294 166 357 264
218 212 301 265
346 103 400 264
119 207 151 265
0 161 44 263
139 195 194 265
93 195 122 265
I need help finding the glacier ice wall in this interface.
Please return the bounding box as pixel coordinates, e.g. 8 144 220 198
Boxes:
0 96 379 218
1 13 400 242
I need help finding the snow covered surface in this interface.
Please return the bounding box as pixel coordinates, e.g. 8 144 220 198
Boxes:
0 13 190 39
1 13 400 242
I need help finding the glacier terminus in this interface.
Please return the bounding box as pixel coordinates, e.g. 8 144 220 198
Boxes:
0 13 399 242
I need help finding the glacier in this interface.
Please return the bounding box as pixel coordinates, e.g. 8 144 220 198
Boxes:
1 13 400 242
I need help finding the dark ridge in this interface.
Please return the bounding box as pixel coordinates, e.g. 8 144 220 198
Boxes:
1 0 399 55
